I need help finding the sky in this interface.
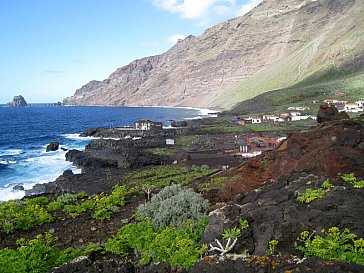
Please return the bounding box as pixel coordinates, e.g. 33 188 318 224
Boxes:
0 0 262 103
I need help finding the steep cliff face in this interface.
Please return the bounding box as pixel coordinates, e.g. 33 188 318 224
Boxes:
63 0 364 110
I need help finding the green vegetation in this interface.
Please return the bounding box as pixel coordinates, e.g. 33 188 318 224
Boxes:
123 165 217 192
137 184 210 228
0 197 53 234
146 147 177 156
297 179 334 203
202 125 247 134
245 123 288 132
229 69 364 114
266 240 278 255
105 184 210 269
296 227 364 265
239 219 250 230
60 185 132 220
222 227 241 240
105 218 208 269
199 176 228 191
0 185 133 235
0 233 83 273
341 173 364 189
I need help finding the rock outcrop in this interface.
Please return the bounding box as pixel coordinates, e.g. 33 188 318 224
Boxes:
46 142 60 152
63 0 364 110
317 104 350 123
7 95 27 107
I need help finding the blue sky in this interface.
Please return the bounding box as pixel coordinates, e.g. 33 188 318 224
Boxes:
0 0 261 103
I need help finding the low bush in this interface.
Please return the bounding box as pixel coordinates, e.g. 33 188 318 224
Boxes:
297 179 334 203
137 184 210 228
105 218 208 269
295 227 364 265
342 173 364 189
0 233 84 273
0 198 53 233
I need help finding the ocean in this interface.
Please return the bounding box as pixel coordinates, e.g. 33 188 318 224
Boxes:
0 105 215 201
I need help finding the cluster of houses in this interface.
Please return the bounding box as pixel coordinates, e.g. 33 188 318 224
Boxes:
321 99 364 113
237 109 316 126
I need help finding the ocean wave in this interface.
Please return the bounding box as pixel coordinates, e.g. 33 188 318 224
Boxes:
61 133 99 140
0 186 26 202
0 149 23 156
0 160 17 165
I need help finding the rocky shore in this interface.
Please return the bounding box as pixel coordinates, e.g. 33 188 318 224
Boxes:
2 107 364 272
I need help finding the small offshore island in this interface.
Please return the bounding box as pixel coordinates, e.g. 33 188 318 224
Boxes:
7 95 28 107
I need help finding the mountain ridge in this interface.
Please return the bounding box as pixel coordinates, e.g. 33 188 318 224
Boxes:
63 0 364 110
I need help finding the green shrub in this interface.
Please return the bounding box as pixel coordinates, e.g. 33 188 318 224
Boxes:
137 184 210 228
266 239 278 255
47 201 64 211
0 233 83 273
295 227 364 265
297 188 327 203
342 173 364 189
0 199 53 233
57 193 78 204
297 179 334 203
105 218 208 269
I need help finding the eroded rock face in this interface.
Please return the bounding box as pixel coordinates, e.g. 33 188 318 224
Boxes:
7 95 27 107
63 0 362 109
203 173 364 257
317 105 349 123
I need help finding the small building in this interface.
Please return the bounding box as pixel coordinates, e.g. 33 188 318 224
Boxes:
290 112 301 117
287 106 310 111
291 115 312 121
279 113 291 121
237 119 246 126
248 116 262 124
324 99 349 106
166 139 175 145
355 100 364 107
263 115 283 122
343 103 363 113
134 120 163 131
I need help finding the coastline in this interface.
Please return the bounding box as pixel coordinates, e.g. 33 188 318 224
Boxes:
0 106 218 201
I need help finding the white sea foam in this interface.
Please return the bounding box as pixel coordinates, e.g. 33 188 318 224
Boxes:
0 149 23 156
62 133 99 140
0 160 17 165
0 149 81 201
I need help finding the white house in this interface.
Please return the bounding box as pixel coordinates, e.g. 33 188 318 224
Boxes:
263 115 280 122
134 120 163 130
249 116 262 124
290 112 301 117
355 100 364 107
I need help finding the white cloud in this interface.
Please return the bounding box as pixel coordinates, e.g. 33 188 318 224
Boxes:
151 0 238 25
166 34 186 44
238 0 263 16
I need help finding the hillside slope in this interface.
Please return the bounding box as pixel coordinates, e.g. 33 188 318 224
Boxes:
63 0 364 110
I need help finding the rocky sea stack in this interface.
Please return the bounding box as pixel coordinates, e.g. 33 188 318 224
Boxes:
7 95 28 107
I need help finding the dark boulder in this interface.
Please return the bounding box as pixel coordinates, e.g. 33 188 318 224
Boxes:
46 142 60 152
317 104 349 123
12 184 24 191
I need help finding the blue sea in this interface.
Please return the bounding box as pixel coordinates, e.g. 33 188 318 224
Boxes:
0 105 216 201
